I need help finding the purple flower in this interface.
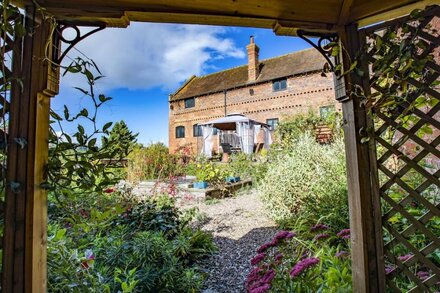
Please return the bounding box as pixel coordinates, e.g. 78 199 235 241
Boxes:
337 229 350 239
261 269 276 284
275 253 283 262
290 257 320 278
250 284 271 293
335 250 349 258
397 253 413 262
274 231 295 242
315 233 330 240
246 267 262 289
251 253 267 266
385 265 395 274
257 240 277 253
417 271 430 280
310 223 329 232
300 251 310 260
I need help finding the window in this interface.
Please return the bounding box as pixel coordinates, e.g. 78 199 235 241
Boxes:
213 128 218 135
176 126 185 138
320 105 336 119
193 124 203 137
272 78 287 92
184 97 195 108
266 118 279 131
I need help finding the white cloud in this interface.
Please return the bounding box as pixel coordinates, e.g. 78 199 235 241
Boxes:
60 23 245 92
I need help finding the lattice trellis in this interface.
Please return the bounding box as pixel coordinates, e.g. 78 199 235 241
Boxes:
360 6 440 292
0 10 24 285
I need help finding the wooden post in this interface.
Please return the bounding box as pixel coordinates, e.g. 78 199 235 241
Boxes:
2 5 59 292
338 24 385 292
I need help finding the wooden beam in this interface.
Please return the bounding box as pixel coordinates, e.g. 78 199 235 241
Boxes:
355 0 438 27
2 5 59 292
338 0 354 25
338 24 385 293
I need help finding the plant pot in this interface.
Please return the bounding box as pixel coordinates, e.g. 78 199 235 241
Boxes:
226 176 240 183
193 181 209 189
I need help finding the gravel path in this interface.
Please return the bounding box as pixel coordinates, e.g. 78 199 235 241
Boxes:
190 190 278 293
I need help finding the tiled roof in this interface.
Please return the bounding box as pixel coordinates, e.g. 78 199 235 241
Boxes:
170 48 326 101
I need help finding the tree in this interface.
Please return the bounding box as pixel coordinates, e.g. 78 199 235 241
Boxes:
101 120 139 159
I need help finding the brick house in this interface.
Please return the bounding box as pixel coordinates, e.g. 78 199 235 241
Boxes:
168 37 339 153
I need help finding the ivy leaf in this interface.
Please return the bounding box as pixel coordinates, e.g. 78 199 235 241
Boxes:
84 69 94 82
74 87 89 95
63 105 70 120
50 111 62 121
80 108 89 117
88 138 97 149
348 60 358 72
331 45 340 57
103 122 113 132
78 125 85 135
99 94 112 103
375 36 383 51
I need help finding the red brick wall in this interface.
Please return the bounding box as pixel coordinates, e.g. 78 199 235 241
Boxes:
169 71 339 153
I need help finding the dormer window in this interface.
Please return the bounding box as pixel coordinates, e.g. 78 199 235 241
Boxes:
184 97 195 108
272 78 287 92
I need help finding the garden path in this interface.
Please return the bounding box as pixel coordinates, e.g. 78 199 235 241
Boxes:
188 190 278 293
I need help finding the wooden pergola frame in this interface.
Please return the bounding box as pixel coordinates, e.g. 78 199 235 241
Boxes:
2 1 439 292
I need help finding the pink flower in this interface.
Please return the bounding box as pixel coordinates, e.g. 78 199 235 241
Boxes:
385 265 395 274
290 257 320 278
315 233 330 240
251 253 267 266
275 253 283 262
261 269 276 284
397 253 413 262
310 224 329 232
274 230 295 241
337 229 350 239
250 284 271 293
417 271 430 280
335 250 349 258
257 241 277 253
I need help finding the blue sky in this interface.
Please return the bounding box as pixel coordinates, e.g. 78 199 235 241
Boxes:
53 23 314 146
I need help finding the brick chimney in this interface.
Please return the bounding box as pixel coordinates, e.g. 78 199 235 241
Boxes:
246 36 260 81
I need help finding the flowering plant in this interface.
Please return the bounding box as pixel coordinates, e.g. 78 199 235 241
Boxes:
246 225 352 293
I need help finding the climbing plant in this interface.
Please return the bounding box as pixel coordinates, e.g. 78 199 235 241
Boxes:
46 57 127 201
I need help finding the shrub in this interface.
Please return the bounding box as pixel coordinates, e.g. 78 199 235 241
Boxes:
246 225 352 293
127 143 182 182
227 152 269 184
194 161 232 184
259 134 348 231
275 111 323 148
274 110 343 149
48 194 216 292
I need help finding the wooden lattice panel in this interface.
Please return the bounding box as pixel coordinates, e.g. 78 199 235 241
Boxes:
0 11 19 244
361 6 440 292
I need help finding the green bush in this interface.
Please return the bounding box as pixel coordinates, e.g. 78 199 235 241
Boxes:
259 134 348 232
274 110 343 150
127 143 183 182
48 195 216 292
227 152 269 184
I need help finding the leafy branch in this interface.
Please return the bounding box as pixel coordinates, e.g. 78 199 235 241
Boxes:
46 57 126 203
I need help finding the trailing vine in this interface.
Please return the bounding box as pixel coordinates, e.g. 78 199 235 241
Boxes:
324 8 438 144
46 57 127 204
0 1 128 208
0 0 26 197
